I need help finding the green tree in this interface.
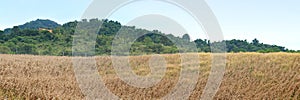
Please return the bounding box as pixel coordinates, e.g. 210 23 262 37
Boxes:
0 46 11 54
12 26 20 34
143 37 154 46
252 38 259 46
17 43 37 54
182 34 191 41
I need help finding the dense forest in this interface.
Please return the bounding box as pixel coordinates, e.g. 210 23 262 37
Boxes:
0 19 299 56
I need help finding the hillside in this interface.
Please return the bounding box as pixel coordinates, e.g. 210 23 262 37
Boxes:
0 19 298 56
3 19 61 33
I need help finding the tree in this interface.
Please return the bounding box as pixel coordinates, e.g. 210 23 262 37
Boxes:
12 26 20 33
252 38 259 46
194 39 210 52
143 37 153 46
182 34 191 41
18 43 37 54
0 30 4 41
0 46 11 54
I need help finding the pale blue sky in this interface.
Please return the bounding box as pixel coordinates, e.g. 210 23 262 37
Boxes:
1 0 299 50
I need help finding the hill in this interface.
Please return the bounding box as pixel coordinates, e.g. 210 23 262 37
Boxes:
3 19 61 33
0 19 299 56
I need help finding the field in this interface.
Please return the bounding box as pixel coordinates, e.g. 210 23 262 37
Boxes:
0 53 300 99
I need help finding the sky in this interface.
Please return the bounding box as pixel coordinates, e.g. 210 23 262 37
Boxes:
1 0 299 50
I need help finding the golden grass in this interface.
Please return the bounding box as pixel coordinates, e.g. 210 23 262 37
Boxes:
0 53 299 99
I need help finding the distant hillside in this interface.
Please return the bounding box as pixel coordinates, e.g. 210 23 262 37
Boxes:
4 19 60 33
0 19 298 56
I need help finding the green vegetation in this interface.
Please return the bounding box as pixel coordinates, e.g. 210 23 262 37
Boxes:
0 19 298 56
3 19 60 33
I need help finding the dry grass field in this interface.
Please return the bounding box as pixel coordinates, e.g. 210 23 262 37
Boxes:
0 53 300 99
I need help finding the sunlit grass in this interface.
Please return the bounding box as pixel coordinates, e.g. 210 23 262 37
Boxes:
0 53 299 99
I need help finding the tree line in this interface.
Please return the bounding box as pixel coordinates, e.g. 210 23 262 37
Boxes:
0 19 298 56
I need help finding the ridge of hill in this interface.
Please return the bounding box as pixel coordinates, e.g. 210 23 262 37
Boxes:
0 19 299 56
3 19 61 33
